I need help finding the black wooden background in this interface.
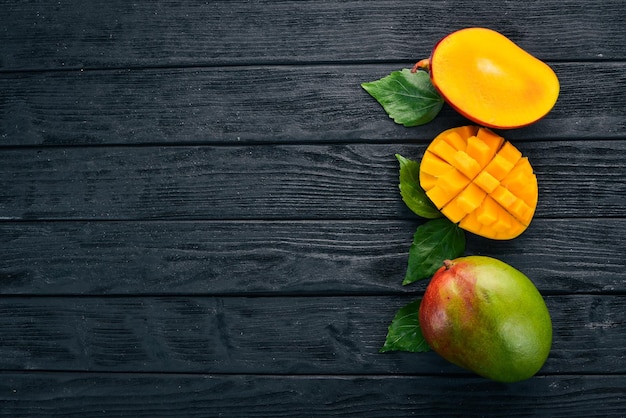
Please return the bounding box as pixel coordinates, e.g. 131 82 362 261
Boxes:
1 1 625 416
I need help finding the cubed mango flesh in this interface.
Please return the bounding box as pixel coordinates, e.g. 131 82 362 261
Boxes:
419 126 538 240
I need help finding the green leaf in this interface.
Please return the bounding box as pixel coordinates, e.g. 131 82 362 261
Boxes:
361 68 444 127
396 154 442 219
380 299 430 353
403 218 466 285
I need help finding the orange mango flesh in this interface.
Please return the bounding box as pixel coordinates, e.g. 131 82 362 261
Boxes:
428 27 560 129
420 126 538 240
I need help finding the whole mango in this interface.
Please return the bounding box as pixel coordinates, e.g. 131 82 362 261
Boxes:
419 256 552 382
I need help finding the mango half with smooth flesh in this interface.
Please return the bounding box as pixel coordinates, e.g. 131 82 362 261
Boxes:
416 27 559 129
419 126 538 240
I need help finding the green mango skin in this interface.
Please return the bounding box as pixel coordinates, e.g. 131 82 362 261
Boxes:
419 256 552 382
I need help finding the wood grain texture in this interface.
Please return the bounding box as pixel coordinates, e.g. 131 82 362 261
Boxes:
1 63 625 146
0 219 624 295
2 0 625 413
0 373 624 417
0 295 623 375
1 0 624 71
0 142 624 220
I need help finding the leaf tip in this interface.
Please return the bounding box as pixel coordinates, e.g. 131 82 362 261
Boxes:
360 81 374 92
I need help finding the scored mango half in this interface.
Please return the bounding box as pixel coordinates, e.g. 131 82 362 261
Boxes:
419 126 538 240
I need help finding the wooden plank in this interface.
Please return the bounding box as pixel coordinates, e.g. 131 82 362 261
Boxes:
0 219 624 295
1 63 625 146
0 373 624 417
1 0 625 71
0 295 623 375
0 142 624 220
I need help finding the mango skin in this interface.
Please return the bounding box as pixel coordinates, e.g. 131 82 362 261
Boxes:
419 256 552 382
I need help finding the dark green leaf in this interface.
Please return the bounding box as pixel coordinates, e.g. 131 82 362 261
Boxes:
380 299 430 353
361 69 444 127
396 154 442 219
403 218 466 285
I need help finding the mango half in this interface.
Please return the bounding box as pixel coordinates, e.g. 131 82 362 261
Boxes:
420 126 538 240
415 27 559 129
